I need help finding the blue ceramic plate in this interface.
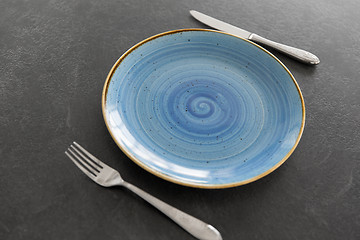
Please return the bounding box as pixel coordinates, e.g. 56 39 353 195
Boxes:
102 29 305 188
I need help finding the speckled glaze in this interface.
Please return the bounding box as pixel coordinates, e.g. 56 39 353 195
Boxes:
102 29 305 188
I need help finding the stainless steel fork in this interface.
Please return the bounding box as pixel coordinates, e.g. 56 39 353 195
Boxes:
65 142 222 240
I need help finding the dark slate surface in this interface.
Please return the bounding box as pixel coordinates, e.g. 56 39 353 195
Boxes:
1 0 359 239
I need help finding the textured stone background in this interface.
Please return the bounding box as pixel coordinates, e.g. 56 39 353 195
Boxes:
0 0 359 239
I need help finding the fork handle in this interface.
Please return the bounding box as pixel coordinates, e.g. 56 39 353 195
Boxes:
122 182 222 240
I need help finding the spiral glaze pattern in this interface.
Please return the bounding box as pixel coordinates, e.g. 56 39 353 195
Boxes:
103 30 304 188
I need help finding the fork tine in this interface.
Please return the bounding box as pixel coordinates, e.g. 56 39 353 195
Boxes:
65 150 97 179
73 142 104 168
70 145 101 173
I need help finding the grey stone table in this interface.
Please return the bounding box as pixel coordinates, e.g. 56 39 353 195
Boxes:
1 0 359 239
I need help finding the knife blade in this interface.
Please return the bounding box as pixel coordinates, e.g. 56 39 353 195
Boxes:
190 10 320 65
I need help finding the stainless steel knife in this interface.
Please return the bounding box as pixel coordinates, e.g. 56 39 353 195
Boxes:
190 10 320 65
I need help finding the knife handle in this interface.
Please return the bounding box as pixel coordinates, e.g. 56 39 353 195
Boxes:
249 33 320 65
